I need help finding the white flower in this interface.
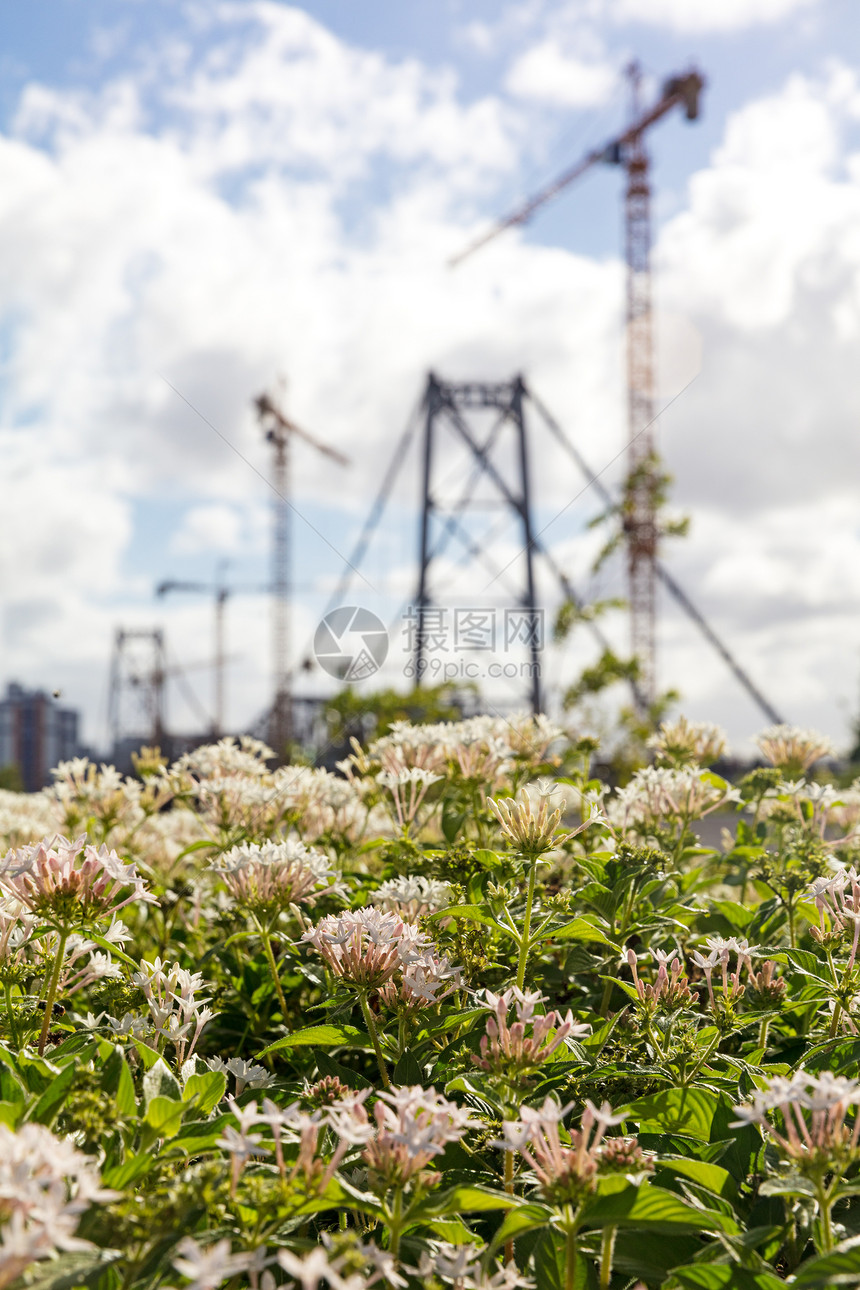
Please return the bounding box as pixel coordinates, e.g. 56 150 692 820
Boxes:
171 1236 250 1290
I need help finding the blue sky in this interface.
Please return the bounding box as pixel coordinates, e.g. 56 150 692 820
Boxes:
1 0 860 752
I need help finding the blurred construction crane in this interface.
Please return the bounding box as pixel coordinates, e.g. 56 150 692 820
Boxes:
451 62 705 712
254 391 350 759
156 564 270 738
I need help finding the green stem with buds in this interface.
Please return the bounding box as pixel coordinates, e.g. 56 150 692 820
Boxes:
516 856 539 991
359 992 391 1090
38 928 68 1056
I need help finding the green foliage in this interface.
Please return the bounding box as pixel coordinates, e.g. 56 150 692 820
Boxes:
2 717 860 1287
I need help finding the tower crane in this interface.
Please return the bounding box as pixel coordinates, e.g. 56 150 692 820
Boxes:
156 564 269 738
451 62 705 712
254 391 350 760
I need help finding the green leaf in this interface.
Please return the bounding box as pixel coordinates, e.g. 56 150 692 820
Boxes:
183 1070 226 1116
670 1268 785 1290
143 1058 182 1105
417 1184 517 1218
26 1061 77 1126
87 933 139 969
793 1238 860 1287
261 1024 370 1055
488 1202 554 1253
430 905 509 933
550 918 615 946
580 1182 739 1234
626 1087 720 1141
0 1100 22 1127
655 1158 736 1200
13 1250 120 1289
102 1151 154 1189
144 1095 185 1139
101 1046 137 1119
393 1049 424 1086
534 1230 596 1290
313 1050 372 1090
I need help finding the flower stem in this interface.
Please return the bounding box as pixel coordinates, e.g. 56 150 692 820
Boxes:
256 920 288 1019
504 1148 516 1263
563 1206 579 1290
38 928 68 1056
599 1225 617 1290
359 993 391 1089
3 982 20 1048
816 1184 835 1254
516 857 538 991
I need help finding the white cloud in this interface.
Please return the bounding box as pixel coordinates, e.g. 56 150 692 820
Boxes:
505 39 618 107
170 503 244 555
0 5 858 753
611 0 820 33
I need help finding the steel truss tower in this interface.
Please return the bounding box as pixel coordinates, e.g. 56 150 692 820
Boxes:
107 628 167 752
415 373 542 714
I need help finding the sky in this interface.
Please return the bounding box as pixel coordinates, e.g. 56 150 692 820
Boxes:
1 0 860 756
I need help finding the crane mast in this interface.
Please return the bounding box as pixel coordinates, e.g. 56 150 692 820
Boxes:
255 392 350 763
624 63 658 709
450 63 704 713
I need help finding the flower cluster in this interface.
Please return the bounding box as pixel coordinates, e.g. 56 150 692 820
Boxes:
690 936 759 1011
648 716 726 767
810 868 860 963
132 957 215 1063
360 1086 477 1190
626 948 694 1011
1 835 155 927
497 1098 648 1207
755 724 835 775
488 795 602 858
472 987 587 1079
209 839 338 915
374 875 453 918
0 1122 115 1288
734 1070 860 1170
611 766 740 837
302 907 435 991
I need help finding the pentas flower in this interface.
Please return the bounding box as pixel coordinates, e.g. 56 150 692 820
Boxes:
168 1236 251 1290
209 839 337 915
611 767 740 834
374 875 453 918
426 1245 528 1290
302 906 434 990
0 1122 116 1289
689 936 759 1011
348 1085 477 1191
733 1069 860 1172
132 957 215 1065
648 716 726 767
626 948 694 1011
488 796 604 858
755 723 835 775
496 1098 648 1207
376 767 444 831
1 835 156 928
472 987 588 1079
379 951 463 1012
810 869 860 965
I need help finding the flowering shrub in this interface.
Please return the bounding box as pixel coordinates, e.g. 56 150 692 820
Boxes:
2 717 860 1287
